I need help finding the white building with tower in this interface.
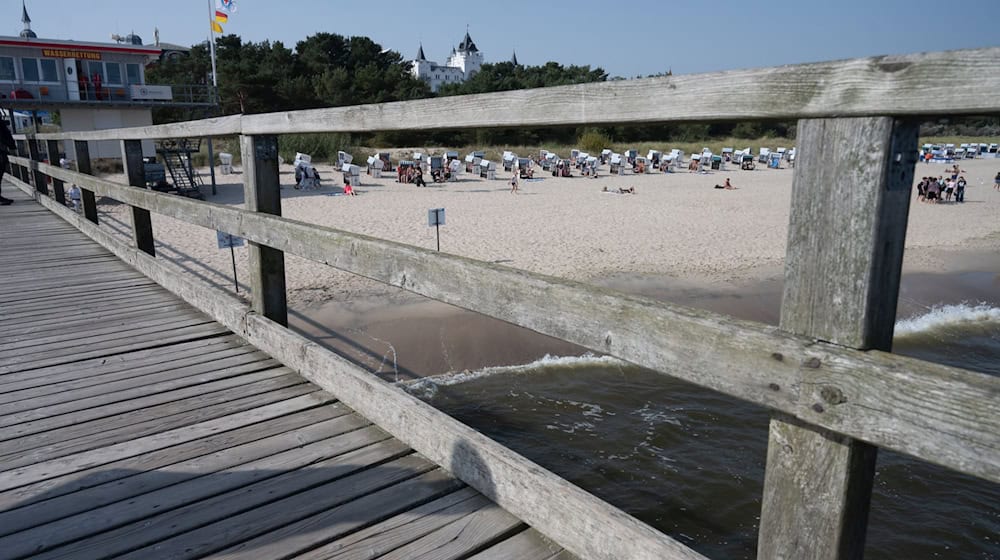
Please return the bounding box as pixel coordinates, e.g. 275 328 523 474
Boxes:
411 31 484 92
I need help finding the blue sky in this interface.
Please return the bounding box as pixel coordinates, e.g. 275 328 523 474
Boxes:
12 0 1000 78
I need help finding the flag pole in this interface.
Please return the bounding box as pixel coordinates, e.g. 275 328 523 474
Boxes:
206 0 218 195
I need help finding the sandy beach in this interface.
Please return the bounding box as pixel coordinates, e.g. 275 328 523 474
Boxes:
91 153 1000 377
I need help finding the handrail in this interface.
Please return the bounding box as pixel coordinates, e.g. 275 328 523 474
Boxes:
8 45 1000 560
12 154 1000 485
20 46 1000 142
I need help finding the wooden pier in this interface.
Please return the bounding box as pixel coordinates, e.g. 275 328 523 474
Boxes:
0 188 571 560
2 46 999 559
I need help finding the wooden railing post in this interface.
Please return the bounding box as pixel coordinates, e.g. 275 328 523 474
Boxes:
46 140 65 205
121 139 155 256
758 117 919 559
240 134 287 326
73 140 98 224
26 137 48 195
13 140 27 183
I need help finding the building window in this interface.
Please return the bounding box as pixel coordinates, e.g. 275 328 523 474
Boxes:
126 63 140 84
87 61 105 82
21 58 39 82
106 63 122 85
40 59 58 82
0 57 14 81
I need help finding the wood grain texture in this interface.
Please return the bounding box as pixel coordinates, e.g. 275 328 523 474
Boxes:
73 140 98 223
15 182 708 560
121 139 155 256
758 117 919 560
241 134 288 326
45 140 65 205
14 165 998 484
15 48 998 144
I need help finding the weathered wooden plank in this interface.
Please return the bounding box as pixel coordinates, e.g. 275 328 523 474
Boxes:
73 140 98 223
0 420 387 555
0 351 274 415
23 180 996 560
0 322 229 373
29 441 418 560
174 467 462 560
240 47 1000 133
21 164 999 484
25 137 48 195
373 505 524 560
241 134 288 326
290 488 486 560
121 139 154 255
0 411 364 537
30 114 242 141
0 374 309 464
466 529 569 560
0 403 346 511
45 140 65 205
2 308 210 351
758 117 919 560
0 299 193 336
0 358 282 431
0 336 248 395
0 392 333 492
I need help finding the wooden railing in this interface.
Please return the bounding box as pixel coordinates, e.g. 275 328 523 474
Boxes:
7 46 1000 560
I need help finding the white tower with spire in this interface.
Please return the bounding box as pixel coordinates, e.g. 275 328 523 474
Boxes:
444 30 483 80
19 0 37 39
410 29 485 92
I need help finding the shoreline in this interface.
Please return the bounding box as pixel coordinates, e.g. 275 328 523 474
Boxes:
289 245 1000 380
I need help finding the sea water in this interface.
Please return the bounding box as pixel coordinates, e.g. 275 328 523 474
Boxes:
404 303 1000 559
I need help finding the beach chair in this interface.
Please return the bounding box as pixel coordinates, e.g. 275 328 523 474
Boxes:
741 154 755 170
480 160 496 180
609 153 624 175
448 159 462 182
711 155 723 170
758 148 770 164
378 152 394 172
517 157 534 179
502 152 516 172
542 152 557 171
600 149 612 164
342 164 361 187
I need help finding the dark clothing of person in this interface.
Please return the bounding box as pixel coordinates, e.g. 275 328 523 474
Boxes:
0 118 17 204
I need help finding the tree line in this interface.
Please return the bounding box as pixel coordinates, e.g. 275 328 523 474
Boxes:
144 33 810 146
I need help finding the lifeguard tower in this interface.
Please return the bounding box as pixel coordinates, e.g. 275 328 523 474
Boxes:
1 3 216 160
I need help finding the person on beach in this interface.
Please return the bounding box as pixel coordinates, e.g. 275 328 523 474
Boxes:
926 177 941 202
917 177 927 202
714 178 735 190
994 171 1000 191
413 166 426 187
944 178 955 202
955 176 966 203
0 117 15 205
343 178 356 196
510 172 519 194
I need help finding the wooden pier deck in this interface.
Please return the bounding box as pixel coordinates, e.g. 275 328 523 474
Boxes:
0 187 570 560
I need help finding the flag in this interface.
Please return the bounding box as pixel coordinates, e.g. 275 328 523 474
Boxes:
218 0 237 13
214 10 228 23
211 20 223 33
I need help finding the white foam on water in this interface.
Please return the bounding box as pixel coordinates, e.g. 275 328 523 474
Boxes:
400 353 627 397
894 303 1000 336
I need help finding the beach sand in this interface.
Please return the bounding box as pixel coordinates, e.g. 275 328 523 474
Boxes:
91 154 1000 377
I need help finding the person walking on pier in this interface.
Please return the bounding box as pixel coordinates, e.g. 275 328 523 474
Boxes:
0 116 16 205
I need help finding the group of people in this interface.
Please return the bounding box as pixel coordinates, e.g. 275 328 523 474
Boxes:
397 164 427 187
918 165 967 203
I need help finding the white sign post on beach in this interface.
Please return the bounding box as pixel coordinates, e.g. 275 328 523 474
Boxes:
216 231 245 293
428 208 445 251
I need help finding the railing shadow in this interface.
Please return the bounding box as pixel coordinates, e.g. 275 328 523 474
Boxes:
0 433 507 559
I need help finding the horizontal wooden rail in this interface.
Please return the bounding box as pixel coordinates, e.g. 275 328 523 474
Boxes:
21 47 1000 142
10 176 708 560
18 156 1000 485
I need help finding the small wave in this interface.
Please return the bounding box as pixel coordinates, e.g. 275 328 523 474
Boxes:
894 303 1000 337
400 353 628 397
